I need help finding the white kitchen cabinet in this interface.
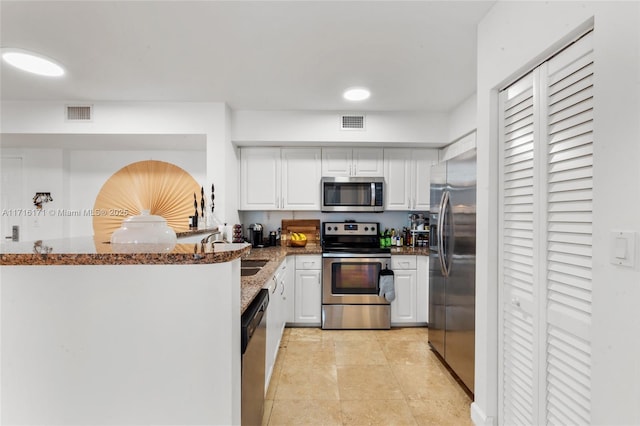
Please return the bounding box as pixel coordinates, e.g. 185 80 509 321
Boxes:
265 259 288 392
281 148 321 210
293 255 322 325
240 147 280 210
383 149 412 211
321 148 383 177
240 147 321 210
390 255 417 324
383 148 438 211
390 255 429 325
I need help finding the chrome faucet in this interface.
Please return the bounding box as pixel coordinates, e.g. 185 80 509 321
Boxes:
201 231 222 244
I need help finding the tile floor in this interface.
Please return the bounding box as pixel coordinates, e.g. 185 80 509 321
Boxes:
262 327 473 426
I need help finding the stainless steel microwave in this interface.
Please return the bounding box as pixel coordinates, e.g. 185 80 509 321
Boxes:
321 177 384 212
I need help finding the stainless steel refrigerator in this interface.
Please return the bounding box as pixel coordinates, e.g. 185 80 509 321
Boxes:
428 148 476 393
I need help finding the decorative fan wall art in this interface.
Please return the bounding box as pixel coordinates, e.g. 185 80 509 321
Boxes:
93 160 200 240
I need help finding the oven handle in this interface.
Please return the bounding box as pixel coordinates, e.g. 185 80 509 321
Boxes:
322 252 391 259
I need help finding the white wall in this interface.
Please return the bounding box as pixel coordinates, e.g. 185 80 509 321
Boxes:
447 94 477 143
0 148 64 242
0 101 240 234
231 109 448 146
475 2 640 425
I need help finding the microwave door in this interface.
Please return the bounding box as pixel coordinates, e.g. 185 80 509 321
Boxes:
321 177 385 212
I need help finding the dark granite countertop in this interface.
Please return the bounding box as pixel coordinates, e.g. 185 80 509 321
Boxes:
390 245 431 255
0 237 251 266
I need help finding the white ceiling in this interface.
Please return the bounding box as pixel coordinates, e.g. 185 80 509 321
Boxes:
0 1 495 112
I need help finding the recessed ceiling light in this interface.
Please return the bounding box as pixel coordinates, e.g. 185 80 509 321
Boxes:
343 87 371 101
1 48 65 77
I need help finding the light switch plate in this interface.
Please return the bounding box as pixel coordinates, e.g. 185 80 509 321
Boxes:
610 231 636 267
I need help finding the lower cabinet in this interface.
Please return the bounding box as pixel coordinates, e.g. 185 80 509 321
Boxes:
391 268 418 323
265 259 288 392
293 255 322 325
390 255 429 325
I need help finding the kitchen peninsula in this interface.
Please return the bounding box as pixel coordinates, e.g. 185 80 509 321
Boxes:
0 238 250 425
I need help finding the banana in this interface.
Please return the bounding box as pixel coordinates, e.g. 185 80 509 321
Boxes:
290 232 307 242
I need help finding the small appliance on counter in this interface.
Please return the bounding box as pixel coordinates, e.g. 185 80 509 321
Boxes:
268 231 279 247
248 223 264 248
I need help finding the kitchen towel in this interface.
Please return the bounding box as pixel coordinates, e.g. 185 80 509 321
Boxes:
379 267 395 302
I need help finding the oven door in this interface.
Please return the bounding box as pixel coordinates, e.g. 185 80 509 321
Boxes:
322 253 391 304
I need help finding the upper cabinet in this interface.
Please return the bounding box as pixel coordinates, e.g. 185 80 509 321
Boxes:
384 148 438 211
321 148 383 177
240 147 321 210
281 148 322 210
240 147 281 210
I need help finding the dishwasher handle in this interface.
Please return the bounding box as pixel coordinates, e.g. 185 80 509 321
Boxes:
241 289 269 354
246 304 266 341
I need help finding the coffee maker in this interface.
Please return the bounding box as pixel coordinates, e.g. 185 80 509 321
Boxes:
248 223 264 247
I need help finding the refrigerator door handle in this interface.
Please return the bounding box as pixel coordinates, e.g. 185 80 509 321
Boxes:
438 190 449 277
442 191 453 277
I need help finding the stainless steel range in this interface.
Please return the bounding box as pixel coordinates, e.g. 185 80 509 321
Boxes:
321 221 391 329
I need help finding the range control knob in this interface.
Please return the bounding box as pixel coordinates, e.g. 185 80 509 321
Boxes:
364 227 369 231
334 226 338 231
371 225 376 232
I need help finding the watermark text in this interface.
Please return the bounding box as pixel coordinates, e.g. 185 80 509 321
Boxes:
1 208 130 217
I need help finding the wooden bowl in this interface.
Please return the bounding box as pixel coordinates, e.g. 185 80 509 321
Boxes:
289 239 308 247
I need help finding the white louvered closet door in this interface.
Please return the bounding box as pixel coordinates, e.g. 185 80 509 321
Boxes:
499 31 593 425
499 69 540 426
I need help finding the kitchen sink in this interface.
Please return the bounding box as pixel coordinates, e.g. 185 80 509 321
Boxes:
240 259 270 277
241 267 262 277
241 259 269 268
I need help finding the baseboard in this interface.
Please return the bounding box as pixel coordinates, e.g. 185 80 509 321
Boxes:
471 402 496 426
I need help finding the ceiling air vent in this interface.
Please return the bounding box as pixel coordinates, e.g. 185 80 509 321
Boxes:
340 114 365 131
66 105 92 121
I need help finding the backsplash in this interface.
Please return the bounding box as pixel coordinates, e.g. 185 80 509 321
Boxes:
239 210 426 239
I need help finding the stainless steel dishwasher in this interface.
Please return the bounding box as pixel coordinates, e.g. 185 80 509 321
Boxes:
241 289 269 426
